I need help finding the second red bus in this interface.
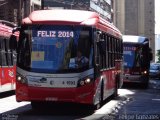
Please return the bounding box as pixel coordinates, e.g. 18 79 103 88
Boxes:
123 35 152 87
0 20 18 93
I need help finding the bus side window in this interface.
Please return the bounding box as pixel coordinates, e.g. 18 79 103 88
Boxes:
1 38 7 66
108 36 111 68
99 33 106 69
95 32 106 70
5 38 13 66
9 35 17 65
110 37 113 67
95 31 100 66
106 35 109 68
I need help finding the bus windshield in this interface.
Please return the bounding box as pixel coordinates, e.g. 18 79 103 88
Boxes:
123 44 143 68
17 25 93 73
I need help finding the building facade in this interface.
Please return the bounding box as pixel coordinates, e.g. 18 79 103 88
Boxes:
0 0 19 25
42 0 113 22
0 0 41 25
0 0 113 25
22 0 41 18
114 0 155 61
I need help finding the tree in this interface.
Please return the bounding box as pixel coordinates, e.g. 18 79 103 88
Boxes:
156 50 160 63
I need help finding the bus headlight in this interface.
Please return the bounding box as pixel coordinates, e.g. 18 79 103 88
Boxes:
144 71 147 74
77 75 94 87
85 78 91 84
16 73 27 84
17 76 22 81
142 71 147 75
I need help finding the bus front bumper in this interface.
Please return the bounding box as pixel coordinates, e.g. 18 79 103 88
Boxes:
123 74 148 83
16 83 95 105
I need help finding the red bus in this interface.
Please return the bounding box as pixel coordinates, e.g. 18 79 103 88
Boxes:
15 10 123 109
0 20 18 93
123 35 152 87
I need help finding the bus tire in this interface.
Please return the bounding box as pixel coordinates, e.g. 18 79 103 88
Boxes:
143 82 148 89
100 81 104 104
113 75 119 98
113 84 118 98
31 101 41 109
96 81 104 109
92 81 104 110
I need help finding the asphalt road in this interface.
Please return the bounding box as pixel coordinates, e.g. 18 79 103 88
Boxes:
114 79 160 120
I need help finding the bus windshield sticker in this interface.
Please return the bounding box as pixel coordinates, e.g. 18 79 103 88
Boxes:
31 51 44 61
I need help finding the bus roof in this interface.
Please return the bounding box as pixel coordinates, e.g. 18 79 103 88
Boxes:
22 9 122 38
123 35 149 44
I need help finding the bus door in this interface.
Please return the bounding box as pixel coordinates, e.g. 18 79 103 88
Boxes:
95 31 110 92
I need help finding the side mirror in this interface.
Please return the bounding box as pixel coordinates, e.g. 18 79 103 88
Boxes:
149 53 153 61
149 48 153 61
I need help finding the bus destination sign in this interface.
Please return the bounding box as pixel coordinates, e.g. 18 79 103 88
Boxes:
37 31 74 38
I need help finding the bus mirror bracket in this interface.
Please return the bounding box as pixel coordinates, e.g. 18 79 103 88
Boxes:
149 53 153 61
12 27 21 33
97 31 102 35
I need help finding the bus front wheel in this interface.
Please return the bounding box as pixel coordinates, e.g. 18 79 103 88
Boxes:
96 81 104 110
31 101 43 109
113 75 119 98
92 82 104 110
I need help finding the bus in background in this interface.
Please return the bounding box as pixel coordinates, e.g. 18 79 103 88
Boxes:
15 10 123 109
123 35 152 88
0 20 18 93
